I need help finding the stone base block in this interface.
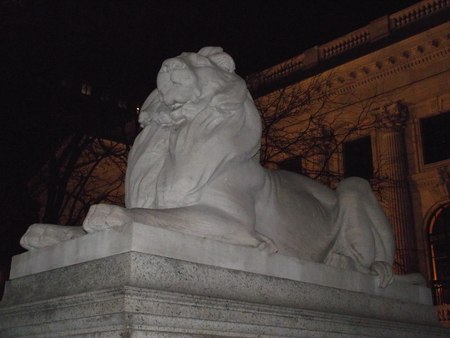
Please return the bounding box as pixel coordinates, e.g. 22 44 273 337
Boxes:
0 223 448 337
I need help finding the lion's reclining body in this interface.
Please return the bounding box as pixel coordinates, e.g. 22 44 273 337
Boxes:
19 47 395 286
114 47 394 280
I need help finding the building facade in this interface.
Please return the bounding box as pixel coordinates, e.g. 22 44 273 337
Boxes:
247 0 450 322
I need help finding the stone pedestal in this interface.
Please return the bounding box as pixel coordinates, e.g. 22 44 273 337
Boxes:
0 223 448 337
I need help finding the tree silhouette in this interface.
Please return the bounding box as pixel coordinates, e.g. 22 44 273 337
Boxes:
252 70 399 189
250 67 417 274
29 132 130 226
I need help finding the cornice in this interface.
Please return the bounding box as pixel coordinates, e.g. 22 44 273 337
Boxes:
328 29 450 95
248 1 450 97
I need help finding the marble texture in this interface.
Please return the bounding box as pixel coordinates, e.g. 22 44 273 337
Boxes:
84 47 395 287
1 225 446 337
0 249 447 337
20 223 85 250
8 223 430 304
21 47 396 287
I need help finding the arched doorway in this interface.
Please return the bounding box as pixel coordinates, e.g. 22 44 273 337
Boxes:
428 203 450 305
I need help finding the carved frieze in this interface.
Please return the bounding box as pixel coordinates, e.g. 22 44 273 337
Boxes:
411 164 450 203
332 31 450 95
248 19 450 95
437 165 450 199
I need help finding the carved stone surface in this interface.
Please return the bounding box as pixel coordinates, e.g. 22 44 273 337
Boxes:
7 223 426 298
1 225 447 337
374 102 409 132
437 165 450 198
19 224 85 251
22 47 396 287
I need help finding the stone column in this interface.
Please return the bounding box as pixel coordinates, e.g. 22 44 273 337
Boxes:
375 102 419 274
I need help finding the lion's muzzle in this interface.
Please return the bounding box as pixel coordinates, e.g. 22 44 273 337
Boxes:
160 57 187 73
157 57 200 106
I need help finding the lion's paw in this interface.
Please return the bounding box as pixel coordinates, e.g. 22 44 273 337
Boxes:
370 260 394 288
20 224 86 250
255 232 278 254
82 204 132 233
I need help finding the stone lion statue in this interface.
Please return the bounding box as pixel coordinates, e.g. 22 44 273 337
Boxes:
21 47 396 287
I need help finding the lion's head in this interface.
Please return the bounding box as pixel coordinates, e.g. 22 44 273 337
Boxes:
128 47 262 209
139 47 249 126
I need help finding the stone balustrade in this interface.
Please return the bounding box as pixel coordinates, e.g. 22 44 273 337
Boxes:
247 0 450 93
245 55 304 90
320 29 370 59
391 0 450 29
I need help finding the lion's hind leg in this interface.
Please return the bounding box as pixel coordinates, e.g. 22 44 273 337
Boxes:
326 177 395 287
253 232 278 253
370 261 394 288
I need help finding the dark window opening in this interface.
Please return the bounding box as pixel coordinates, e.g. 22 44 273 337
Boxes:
421 112 450 165
343 136 373 180
279 156 302 174
429 204 450 305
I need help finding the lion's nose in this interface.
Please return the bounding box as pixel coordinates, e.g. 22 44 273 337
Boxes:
160 58 186 72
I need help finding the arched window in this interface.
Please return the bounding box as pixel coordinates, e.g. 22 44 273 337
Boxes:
429 203 450 305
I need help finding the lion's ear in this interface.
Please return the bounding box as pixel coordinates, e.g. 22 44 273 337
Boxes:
209 53 235 73
198 46 235 73
198 46 223 56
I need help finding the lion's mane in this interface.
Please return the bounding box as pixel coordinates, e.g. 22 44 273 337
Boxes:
125 47 262 209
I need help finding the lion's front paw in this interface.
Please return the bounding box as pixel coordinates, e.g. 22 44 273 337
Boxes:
370 261 394 288
82 204 132 233
20 224 86 250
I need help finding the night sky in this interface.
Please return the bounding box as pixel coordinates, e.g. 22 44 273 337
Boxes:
0 0 421 274
2 0 421 101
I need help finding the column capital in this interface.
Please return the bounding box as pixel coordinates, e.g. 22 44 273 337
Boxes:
374 102 409 132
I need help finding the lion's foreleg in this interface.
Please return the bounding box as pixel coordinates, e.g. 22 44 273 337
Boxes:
82 203 277 252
